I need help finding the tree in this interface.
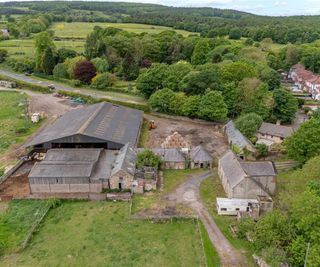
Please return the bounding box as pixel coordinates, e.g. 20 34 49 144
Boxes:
53 63 68 79
57 48 77 63
0 49 7 63
191 39 210 65
73 60 96 84
259 67 281 90
260 38 273 52
229 27 242 40
285 119 320 163
179 64 222 95
91 57 109 73
163 61 193 91
63 56 86 79
181 95 201 118
235 113 263 139
121 51 139 81
136 150 162 170
273 88 298 123
34 31 55 71
91 73 116 90
136 63 169 98
255 143 268 159
198 91 228 121
41 47 55 75
220 62 257 83
148 88 175 114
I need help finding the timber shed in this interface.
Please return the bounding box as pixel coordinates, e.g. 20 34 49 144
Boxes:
26 102 143 151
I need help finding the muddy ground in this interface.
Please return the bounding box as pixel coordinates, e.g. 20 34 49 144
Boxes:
144 114 228 158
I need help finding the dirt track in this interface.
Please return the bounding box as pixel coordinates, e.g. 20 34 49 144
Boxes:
166 171 248 267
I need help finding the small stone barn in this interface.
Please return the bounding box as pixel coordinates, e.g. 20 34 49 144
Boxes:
28 144 137 196
257 122 293 144
190 145 213 169
137 148 187 170
218 151 276 199
26 102 143 151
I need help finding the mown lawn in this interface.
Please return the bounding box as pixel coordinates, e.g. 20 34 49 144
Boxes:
0 91 40 155
51 22 197 39
199 174 255 266
0 200 47 255
1 201 207 267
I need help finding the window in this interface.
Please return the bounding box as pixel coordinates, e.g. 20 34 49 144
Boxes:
221 208 227 211
235 208 240 211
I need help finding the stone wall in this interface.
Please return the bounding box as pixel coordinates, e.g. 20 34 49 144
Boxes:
109 170 133 190
30 183 102 194
257 133 283 144
163 161 186 170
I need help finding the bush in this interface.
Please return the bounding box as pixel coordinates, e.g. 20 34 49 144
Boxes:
136 150 162 170
91 72 116 90
7 57 35 73
0 168 4 177
255 143 268 159
73 60 96 84
91 57 109 73
53 63 68 79
0 49 8 63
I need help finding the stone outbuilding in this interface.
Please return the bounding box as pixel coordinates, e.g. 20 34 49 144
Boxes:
224 121 255 154
218 151 276 199
190 145 213 169
257 122 294 145
109 144 137 190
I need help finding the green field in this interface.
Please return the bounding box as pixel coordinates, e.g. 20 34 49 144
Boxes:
0 91 40 157
0 39 85 59
1 201 207 267
51 22 197 39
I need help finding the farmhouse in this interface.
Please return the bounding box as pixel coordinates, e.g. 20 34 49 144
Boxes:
257 122 294 144
26 102 143 151
218 151 276 199
223 121 255 154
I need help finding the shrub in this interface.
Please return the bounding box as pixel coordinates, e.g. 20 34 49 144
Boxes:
73 60 96 84
91 57 109 73
53 63 68 79
255 143 268 159
91 72 116 90
0 49 8 63
136 150 162 170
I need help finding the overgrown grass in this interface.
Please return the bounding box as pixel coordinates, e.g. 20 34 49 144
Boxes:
132 169 203 214
0 91 41 154
199 174 255 266
0 200 47 255
51 22 197 39
138 119 149 147
199 221 221 267
1 201 206 267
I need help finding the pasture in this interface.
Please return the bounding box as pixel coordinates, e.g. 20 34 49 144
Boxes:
51 22 197 39
0 39 85 59
1 201 207 267
0 91 40 155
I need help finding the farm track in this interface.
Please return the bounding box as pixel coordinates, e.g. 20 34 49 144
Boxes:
0 69 145 105
166 171 249 267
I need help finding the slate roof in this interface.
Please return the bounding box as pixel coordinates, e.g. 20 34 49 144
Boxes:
219 150 276 189
219 151 247 188
258 122 293 138
111 144 137 176
26 102 143 147
137 148 186 162
224 121 254 151
240 162 276 177
190 145 212 162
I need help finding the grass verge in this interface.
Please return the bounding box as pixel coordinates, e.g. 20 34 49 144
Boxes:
199 174 255 266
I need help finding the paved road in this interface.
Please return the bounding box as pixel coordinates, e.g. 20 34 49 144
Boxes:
0 69 145 105
166 171 248 267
